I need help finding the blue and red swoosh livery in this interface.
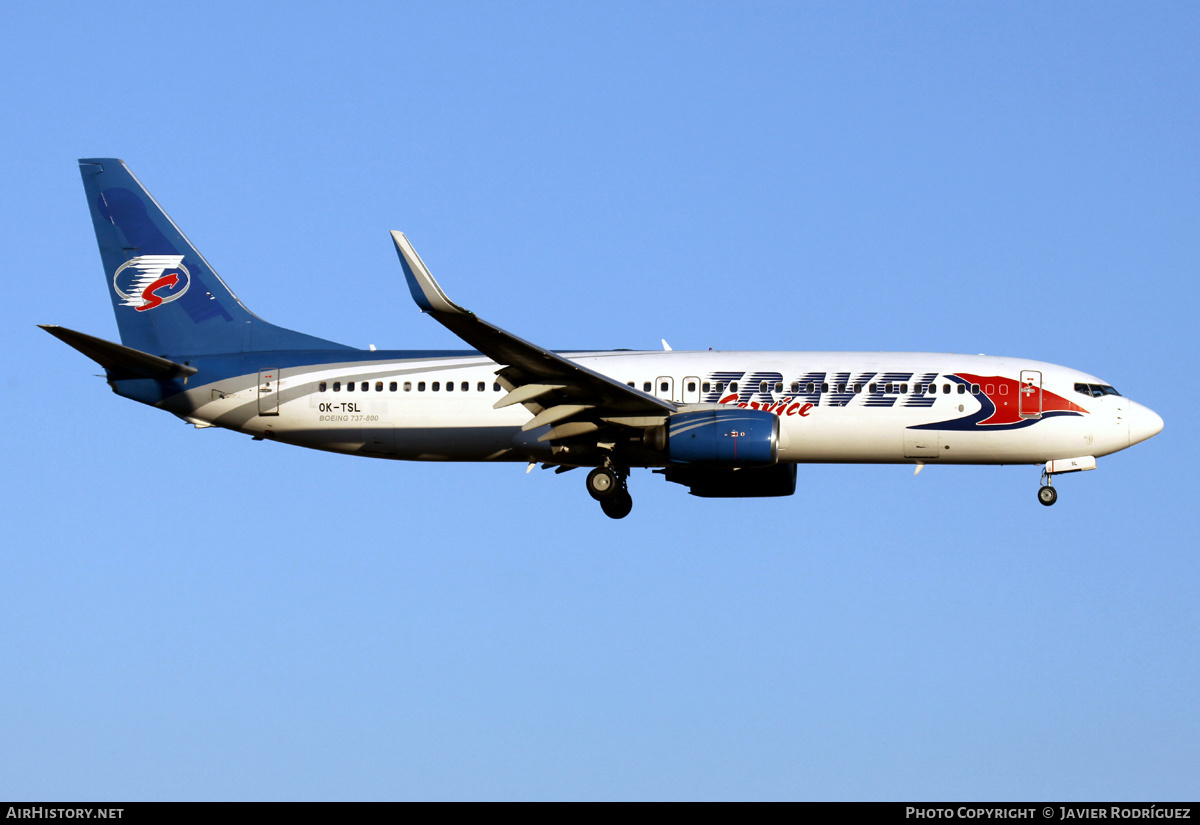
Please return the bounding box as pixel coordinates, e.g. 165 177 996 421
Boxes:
910 374 1086 431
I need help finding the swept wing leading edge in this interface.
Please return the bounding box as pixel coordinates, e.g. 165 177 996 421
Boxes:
390 231 676 427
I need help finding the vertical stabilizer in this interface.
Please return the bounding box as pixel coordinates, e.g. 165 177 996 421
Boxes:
78 158 350 357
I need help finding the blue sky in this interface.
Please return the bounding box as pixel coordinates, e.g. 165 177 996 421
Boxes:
1 1 1197 800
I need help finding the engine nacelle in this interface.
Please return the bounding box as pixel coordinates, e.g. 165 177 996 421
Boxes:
664 408 780 466
662 464 797 498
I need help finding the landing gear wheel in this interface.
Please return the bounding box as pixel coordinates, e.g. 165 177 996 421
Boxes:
1038 485 1058 506
600 491 633 519
586 467 619 500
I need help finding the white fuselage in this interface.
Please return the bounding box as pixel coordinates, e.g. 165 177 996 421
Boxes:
162 349 1161 468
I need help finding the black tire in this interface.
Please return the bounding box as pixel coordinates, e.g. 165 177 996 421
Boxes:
1038 486 1058 506
600 491 633 519
586 467 619 500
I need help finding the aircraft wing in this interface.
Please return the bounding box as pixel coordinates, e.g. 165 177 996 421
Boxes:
391 232 675 443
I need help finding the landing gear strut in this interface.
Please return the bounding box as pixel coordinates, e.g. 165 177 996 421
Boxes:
586 467 633 519
1037 470 1057 506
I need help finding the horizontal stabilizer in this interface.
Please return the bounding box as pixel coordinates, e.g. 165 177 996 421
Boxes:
40 325 198 380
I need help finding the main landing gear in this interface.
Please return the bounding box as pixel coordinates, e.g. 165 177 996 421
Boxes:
586 467 633 519
1037 469 1058 507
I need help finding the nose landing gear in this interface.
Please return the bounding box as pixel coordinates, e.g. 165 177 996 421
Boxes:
1036 456 1097 506
586 466 633 519
1037 479 1058 506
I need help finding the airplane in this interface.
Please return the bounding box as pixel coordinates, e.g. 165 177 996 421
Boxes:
44 158 1164 519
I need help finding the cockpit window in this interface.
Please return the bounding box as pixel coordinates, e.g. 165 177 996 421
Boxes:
1074 382 1122 398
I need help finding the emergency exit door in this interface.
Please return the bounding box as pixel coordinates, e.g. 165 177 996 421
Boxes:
655 376 674 402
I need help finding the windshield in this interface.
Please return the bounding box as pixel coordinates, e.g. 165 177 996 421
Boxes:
1074 382 1121 398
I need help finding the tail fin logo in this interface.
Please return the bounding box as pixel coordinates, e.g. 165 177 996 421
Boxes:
113 255 191 312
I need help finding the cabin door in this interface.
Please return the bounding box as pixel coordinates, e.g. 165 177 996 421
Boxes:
258 368 280 416
1019 370 1042 419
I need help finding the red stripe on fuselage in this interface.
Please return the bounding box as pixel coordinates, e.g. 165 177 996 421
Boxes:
955 373 1087 425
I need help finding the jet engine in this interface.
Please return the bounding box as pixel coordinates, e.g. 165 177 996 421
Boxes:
646 407 780 466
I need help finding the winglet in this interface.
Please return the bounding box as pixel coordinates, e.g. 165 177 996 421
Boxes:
390 231 468 315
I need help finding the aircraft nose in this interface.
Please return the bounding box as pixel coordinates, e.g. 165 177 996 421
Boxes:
1128 401 1164 446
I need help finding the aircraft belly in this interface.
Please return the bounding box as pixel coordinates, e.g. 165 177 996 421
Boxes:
771 407 897 462
269 425 520 460
391 426 521 460
776 409 1095 465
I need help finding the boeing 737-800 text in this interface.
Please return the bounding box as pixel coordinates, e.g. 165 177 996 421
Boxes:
44 159 1163 518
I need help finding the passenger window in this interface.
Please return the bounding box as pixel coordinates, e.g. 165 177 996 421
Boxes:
493 383 501 392
774 382 782 393
432 382 440 391
404 382 412 392
760 381 768 393
446 381 454 392
333 382 341 392
870 383 877 393
971 384 980 394
418 382 426 392
319 382 327 392
687 381 696 393
376 381 384 392
389 381 397 392
660 381 669 392
806 383 815 393
957 384 966 394
790 382 799 393
462 382 468 392
716 382 725 393
643 382 651 392
853 383 861 393
478 382 485 392
627 381 634 387
943 384 951 394
703 382 711 393
901 383 908 394
885 383 893 393
730 382 739 392
347 382 355 392
821 383 828 393
837 383 845 393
